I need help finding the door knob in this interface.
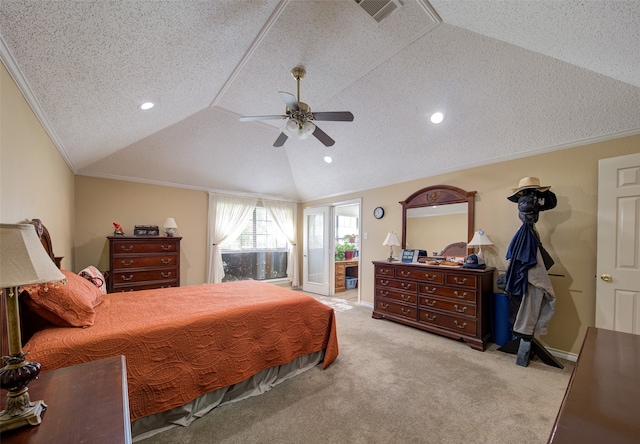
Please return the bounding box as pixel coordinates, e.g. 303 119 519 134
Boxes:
600 273 612 282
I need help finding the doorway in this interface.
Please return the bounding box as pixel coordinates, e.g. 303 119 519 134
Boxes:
302 199 361 303
334 200 361 303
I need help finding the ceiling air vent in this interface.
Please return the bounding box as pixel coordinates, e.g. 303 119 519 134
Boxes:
355 0 404 23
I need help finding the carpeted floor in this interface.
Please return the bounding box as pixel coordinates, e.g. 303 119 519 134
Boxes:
139 293 573 444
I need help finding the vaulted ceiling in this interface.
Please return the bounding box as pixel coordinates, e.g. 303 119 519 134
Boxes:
2 0 639 202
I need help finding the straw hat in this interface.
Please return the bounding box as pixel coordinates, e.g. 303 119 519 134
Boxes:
507 176 551 202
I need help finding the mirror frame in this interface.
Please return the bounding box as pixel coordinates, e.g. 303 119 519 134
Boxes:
400 184 477 252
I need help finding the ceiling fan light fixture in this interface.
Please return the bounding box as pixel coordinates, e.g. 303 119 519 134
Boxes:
301 121 316 136
284 118 299 136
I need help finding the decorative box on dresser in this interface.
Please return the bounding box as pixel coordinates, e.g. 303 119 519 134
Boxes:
372 261 495 351
108 236 181 293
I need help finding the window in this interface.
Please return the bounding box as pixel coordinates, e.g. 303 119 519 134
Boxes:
335 215 358 244
222 207 289 281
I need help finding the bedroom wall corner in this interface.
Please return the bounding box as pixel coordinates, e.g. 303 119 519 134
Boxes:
301 134 640 356
0 61 75 267
74 176 208 286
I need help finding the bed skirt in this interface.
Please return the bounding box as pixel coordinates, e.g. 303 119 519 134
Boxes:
131 350 324 441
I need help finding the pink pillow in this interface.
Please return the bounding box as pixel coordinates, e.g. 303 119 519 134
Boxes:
22 270 103 327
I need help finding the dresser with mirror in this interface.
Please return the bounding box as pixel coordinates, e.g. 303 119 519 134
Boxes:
372 185 495 351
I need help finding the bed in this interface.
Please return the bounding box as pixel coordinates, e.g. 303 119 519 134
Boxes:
1 221 338 440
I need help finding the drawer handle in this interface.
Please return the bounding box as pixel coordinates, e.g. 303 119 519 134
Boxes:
161 258 172 264
380 269 390 275
425 314 437 322
121 259 134 266
161 245 172 251
454 277 468 285
121 245 134 251
121 274 134 281
425 299 436 307
400 270 411 277
380 280 389 286
380 303 389 309
454 304 467 313
425 287 436 294
454 320 468 329
401 307 412 315
425 274 437 281
161 272 172 278
401 294 411 301
380 291 389 297
401 283 412 290
160 285 173 289
454 291 468 299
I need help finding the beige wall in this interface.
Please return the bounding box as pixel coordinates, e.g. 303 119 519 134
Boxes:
74 176 208 286
303 134 640 355
0 62 75 267
5 57 640 356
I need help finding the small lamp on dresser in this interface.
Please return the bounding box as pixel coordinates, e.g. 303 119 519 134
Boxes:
163 218 178 237
0 223 65 432
467 229 494 260
382 232 401 262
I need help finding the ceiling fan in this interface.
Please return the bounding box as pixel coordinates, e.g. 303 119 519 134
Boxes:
239 67 354 147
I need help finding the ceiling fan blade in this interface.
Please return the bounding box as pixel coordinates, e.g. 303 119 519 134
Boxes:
312 125 335 147
312 111 354 122
278 92 299 111
239 115 285 122
273 132 288 147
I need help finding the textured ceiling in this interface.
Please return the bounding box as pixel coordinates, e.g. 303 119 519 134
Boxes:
1 0 639 202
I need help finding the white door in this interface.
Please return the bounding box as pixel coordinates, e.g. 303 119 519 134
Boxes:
596 152 640 334
303 205 330 295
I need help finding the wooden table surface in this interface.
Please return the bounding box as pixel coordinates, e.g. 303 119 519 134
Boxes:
548 327 640 443
1 355 132 444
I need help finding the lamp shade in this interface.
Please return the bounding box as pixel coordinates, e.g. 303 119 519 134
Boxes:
163 218 178 229
467 230 493 247
383 232 401 247
0 224 65 288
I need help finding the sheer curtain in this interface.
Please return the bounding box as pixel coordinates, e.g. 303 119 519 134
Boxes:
206 193 257 283
263 199 299 288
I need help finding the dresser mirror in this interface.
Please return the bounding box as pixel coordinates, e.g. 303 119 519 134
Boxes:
400 185 476 257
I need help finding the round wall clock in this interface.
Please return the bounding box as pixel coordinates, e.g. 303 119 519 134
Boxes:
373 207 385 219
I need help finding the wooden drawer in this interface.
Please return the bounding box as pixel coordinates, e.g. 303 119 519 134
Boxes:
418 308 477 336
112 281 178 292
336 265 346 277
375 264 395 278
375 298 417 321
445 272 477 289
111 268 177 285
396 266 444 284
111 239 179 255
375 287 416 304
375 277 417 293
418 283 477 303
418 295 476 317
111 255 177 270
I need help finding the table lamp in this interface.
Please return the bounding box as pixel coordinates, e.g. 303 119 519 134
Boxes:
383 232 401 262
467 229 494 260
0 224 65 432
163 218 178 237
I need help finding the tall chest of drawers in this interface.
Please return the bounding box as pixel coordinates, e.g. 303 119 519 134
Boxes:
108 236 181 293
372 261 495 351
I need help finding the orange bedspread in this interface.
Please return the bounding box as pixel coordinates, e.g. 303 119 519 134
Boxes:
23 281 338 421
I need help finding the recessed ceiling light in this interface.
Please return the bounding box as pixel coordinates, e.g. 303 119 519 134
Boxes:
139 102 154 110
323 156 333 164
430 112 444 124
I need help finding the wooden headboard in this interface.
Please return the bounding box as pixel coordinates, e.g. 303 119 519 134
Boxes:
0 219 60 359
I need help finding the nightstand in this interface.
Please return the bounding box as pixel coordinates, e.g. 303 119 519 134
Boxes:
0 356 132 444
